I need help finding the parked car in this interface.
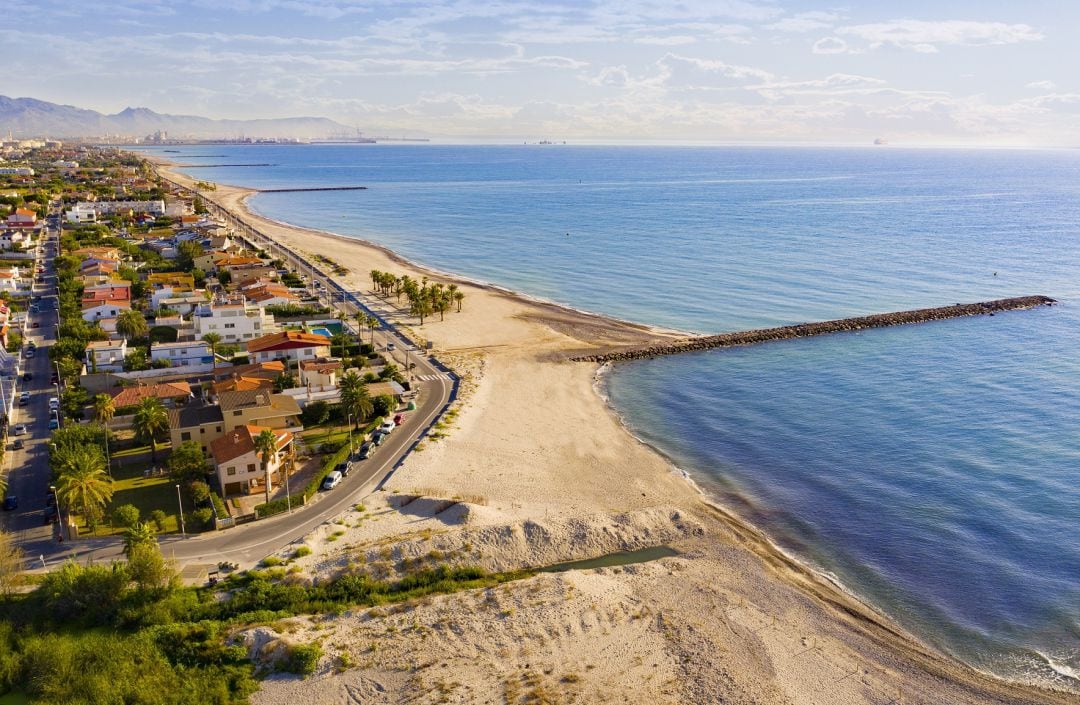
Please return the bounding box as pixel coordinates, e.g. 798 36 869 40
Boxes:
321 470 343 491
43 506 57 525
386 342 396 352
29 305 38 313
2 495 17 511
377 420 395 435
22 371 32 381
335 460 353 477
358 441 373 459
48 419 59 430
393 413 406 426
48 397 59 410
31 321 39 328
12 425 26 435
24 349 34 358
12 440 23 450
371 431 387 446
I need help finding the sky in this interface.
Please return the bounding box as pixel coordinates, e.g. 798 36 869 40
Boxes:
3 0 1079 144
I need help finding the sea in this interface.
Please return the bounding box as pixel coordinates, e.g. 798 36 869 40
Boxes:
143 143 1080 691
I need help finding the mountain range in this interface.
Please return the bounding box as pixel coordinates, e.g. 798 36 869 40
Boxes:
0 96 353 139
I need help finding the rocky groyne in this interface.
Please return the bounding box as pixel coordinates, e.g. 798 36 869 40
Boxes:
571 296 1058 363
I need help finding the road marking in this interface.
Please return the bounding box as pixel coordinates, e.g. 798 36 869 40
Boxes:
415 373 452 381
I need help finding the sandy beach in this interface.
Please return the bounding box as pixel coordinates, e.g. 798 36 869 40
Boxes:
155 159 1074 705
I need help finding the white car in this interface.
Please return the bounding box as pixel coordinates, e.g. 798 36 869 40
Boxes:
12 425 26 435
321 470 343 491
377 420 395 435
48 397 59 410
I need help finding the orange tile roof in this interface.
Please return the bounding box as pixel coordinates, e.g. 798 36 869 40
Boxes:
247 330 331 354
81 287 130 304
210 424 291 464
110 382 192 407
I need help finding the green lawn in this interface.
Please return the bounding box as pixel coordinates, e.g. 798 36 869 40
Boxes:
69 453 182 536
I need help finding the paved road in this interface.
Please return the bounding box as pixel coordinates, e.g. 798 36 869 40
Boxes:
2 221 62 548
12 189 457 573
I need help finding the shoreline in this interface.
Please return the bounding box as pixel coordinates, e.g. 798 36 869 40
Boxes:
149 153 1076 703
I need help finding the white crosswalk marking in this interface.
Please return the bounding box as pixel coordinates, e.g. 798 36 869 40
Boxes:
416 373 452 381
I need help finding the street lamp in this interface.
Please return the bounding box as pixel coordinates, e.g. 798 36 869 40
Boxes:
347 413 354 456
50 484 66 542
175 484 186 537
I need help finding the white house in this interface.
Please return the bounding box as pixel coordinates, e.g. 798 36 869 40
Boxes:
0 268 20 293
246 331 332 365
210 425 293 498
0 167 33 176
150 340 212 367
85 339 128 373
6 208 37 227
74 200 165 216
66 204 98 224
193 298 276 343
0 230 30 251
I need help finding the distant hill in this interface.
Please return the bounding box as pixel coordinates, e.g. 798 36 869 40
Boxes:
0 96 353 139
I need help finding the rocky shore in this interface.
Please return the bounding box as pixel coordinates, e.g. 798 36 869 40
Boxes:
571 295 1057 363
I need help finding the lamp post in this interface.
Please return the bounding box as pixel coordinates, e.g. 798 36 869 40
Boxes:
347 413 354 456
49 484 66 541
175 484 186 537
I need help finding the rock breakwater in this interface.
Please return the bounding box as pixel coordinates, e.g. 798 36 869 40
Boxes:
571 296 1057 363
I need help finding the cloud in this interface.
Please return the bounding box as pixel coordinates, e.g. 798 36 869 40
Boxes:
767 11 843 33
836 20 1044 53
1026 80 1056 90
812 37 849 54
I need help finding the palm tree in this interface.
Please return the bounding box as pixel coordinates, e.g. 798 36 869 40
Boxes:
253 429 278 505
132 397 169 463
331 333 350 360
53 446 113 533
453 290 465 312
201 332 222 372
367 315 380 347
92 394 115 426
338 370 373 427
116 309 148 341
123 521 156 557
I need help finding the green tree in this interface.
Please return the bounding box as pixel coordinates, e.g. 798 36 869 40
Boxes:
132 397 169 462
127 539 178 594
93 393 115 425
123 521 156 559
300 400 330 428
166 441 207 484
53 446 113 533
0 530 23 596
176 240 203 271
331 332 350 360
273 371 297 392
116 309 149 341
201 332 222 372
373 394 395 418
253 429 279 506
339 370 373 427
453 289 465 312
113 504 140 529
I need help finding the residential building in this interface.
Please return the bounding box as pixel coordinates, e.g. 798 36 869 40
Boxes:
150 340 212 367
6 208 37 227
0 230 30 251
167 404 226 455
210 425 293 497
155 293 207 315
210 361 284 398
85 339 128 372
243 282 297 307
193 297 276 343
81 286 131 321
218 389 302 434
110 381 192 410
228 265 278 287
193 250 228 272
74 199 165 216
299 359 340 390
247 330 331 365
0 167 34 176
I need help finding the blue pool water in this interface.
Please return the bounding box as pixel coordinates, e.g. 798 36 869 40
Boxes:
147 144 1080 690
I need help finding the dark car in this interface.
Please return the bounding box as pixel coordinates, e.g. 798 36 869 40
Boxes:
12 439 23 450
2 495 16 511
22 371 32 381
31 321 40 328
43 506 58 525
371 430 387 446
357 441 373 459
335 460 353 477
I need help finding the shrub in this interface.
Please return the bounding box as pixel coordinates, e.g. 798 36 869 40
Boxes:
293 546 311 559
112 504 140 529
190 507 214 529
284 643 321 676
149 510 168 533
210 492 228 520
189 481 210 505
261 556 283 567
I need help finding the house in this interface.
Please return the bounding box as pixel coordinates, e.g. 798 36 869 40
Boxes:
228 265 279 287
247 331 331 365
110 381 192 409
146 272 195 291
81 287 131 321
0 268 20 293
243 283 297 307
155 293 207 316
6 208 37 227
150 340 212 367
366 380 407 402
73 246 122 262
210 425 294 498
193 251 228 272
167 404 226 455
80 260 120 279
218 389 302 434
210 360 284 397
0 230 30 251
299 359 340 390
66 204 97 223
85 339 128 372
74 199 165 216
193 297 276 343
208 234 235 252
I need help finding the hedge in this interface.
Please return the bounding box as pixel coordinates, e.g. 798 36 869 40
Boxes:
210 491 229 520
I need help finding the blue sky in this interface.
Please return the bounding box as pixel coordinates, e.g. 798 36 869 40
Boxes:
3 1 1077 144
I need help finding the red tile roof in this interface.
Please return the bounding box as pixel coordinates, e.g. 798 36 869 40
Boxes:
247 330 331 354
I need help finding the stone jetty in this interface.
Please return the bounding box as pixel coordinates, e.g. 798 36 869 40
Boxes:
571 295 1057 363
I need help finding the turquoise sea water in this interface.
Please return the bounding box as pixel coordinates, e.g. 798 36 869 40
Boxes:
148 144 1080 690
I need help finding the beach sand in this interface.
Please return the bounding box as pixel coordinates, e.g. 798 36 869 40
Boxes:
156 161 1074 705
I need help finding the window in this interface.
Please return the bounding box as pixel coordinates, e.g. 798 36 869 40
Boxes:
199 428 205 434
180 432 191 441
217 426 222 432
247 463 256 472
227 467 236 476
225 323 235 329
233 410 242 417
